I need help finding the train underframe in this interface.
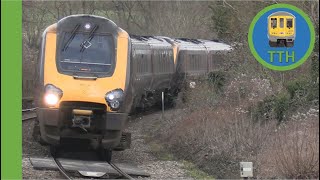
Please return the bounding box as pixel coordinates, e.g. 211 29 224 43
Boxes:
269 36 294 47
34 102 131 158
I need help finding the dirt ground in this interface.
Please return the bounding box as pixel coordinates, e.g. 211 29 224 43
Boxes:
22 110 194 179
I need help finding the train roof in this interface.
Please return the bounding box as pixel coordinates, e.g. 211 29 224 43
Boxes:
130 35 172 48
199 39 232 51
130 35 232 51
268 11 295 18
173 38 206 51
173 38 232 51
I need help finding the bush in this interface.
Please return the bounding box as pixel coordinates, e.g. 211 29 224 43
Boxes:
253 74 319 123
273 93 290 122
252 93 290 123
154 105 278 178
258 118 319 179
207 71 227 93
252 96 276 122
285 76 319 107
285 77 309 99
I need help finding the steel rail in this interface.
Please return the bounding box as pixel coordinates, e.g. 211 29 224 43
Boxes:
22 114 37 121
22 107 38 112
108 162 134 180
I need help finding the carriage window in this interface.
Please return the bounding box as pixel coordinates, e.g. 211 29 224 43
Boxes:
287 18 293 28
280 18 284 28
271 18 277 28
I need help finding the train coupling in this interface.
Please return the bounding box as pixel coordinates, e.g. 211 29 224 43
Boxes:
72 109 92 129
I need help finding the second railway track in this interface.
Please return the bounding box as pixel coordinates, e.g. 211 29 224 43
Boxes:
22 110 37 121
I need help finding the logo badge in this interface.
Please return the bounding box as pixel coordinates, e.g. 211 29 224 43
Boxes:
248 4 315 71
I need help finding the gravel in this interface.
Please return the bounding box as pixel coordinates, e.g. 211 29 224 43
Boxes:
22 118 62 179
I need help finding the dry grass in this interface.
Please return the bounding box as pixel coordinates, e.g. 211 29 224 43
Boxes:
150 74 319 179
276 121 319 179
258 116 319 179
161 106 278 178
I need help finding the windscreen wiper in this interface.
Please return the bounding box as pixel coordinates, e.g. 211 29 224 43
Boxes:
62 24 80 51
80 25 99 52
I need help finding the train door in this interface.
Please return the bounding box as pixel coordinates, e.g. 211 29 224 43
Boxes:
279 17 285 36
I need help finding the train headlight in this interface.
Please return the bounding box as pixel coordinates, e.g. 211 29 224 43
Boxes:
105 89 124 111
44 84 63 106
45 94 59 106
110 100 120 109
107 94 115 101
84 23 91 30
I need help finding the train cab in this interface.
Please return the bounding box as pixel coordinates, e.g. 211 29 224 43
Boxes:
35 15 132 159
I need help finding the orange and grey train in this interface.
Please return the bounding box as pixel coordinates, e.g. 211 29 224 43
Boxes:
35 15 231 160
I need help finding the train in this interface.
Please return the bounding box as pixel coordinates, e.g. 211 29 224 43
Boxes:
33 14 231 161
268 11 295 47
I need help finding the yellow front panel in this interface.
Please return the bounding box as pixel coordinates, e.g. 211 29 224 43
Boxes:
43 31 129 111
269 15 295 38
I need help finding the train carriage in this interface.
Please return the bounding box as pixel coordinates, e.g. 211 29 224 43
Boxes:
174 38 208 76
164 38 232 91
129 36 175 109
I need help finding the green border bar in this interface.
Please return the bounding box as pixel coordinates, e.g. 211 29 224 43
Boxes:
1 0 22 179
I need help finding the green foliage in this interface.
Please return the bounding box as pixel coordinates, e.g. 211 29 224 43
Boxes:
253 73 319 123
285 75 319 106
314 21 319 53
310 55 319 83
182 160 214 179
207 71 227 93
252 93 290 123
285 77 309 98
253 96 275 122
274 93 290 122
148 141 176 161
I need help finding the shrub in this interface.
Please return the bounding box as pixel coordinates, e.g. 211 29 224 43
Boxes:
252 95 277 122
207 71 227 93
285 76 319 107
273 93 290 122
270 119 319 179
252 74 319 123
285 76 309 100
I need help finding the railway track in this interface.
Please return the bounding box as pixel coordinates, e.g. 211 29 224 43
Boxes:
22 111 37 121
22 96 37 121
109 162 134 179
50 147 135 179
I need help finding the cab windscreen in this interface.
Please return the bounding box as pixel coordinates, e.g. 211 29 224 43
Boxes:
58 32 115 77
